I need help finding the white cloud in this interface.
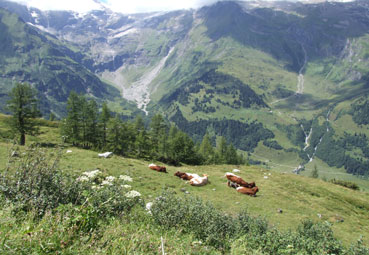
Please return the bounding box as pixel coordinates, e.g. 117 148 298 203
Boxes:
9 0 346 14
11 0 102 13
8 0 232 13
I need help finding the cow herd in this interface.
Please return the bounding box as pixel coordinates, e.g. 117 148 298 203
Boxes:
149 164 259 196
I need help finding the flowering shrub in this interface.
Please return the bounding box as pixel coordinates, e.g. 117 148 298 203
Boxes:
125 190 141 198
74 171 143 223
78 169 103 184
0 146 144 224
119 175 133 182
0 146 85 217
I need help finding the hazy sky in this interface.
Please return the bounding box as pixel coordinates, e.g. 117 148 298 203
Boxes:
9 0 288 14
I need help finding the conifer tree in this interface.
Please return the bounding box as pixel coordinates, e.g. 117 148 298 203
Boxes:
150 114 168 158
134 115 149 157
84 99 99 148
106 115 123 154
199 133 214 164
7 82 39 145
49 112 56 121
311 164 319 178
62 91 81 145
225 143 239 164
99 102 111 148
216 136 228 164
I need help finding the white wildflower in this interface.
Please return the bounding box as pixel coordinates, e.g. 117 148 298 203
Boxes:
77 176 89 182
121 184 132 189
119 175 133 182
145 202 153 215
101 180 113 186
83 169 102 179
105 176 116 182
125 190 141 198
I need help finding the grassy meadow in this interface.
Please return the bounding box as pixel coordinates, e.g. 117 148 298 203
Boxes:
1 114 369 250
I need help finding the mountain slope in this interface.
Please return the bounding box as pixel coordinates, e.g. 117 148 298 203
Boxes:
0 116 368 246
0 6 139 117
0 0 369 182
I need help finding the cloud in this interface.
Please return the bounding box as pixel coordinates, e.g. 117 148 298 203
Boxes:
93 0 225 13
11 0 102 13
8 0 235 13
8 0 299 14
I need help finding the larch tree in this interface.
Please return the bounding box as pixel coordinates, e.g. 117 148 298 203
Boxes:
7 82 40 145
99 102 111 148
61 91 81 146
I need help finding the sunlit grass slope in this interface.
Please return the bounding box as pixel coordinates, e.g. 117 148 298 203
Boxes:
0 114 368 246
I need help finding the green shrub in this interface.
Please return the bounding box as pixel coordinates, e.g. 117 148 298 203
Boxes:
330 179 360 191
151 191 237 250
150 192 366 254
294 220 344 254
346 238 369 255
0 146 143 222
0 146 85 217
236 210 268 236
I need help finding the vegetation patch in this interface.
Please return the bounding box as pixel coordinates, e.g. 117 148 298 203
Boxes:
330 179 360 191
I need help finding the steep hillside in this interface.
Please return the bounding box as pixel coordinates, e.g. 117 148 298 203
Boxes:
0 6 139 117
0 0 369 182
0 123 368 247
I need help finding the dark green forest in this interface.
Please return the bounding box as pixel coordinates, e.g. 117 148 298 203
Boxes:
60 92 245 166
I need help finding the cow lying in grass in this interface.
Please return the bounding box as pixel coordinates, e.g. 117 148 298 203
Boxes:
174 171 204 182
236 186 259 196
148 163 167 173
225 172 255 188
174 171 195 180
189 174 208 186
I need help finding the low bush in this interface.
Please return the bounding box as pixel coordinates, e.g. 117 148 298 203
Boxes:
330 179 360 191
150 191 368 254
0 146 85 217
0 146 143 223
151 191 237 251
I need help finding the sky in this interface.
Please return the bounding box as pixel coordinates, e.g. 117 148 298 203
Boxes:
8 0 355 14
9 0 287 14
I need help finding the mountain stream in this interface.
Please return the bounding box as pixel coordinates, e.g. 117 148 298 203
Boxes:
293 109 332 173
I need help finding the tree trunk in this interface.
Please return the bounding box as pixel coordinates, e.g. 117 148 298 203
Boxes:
20 133 25 146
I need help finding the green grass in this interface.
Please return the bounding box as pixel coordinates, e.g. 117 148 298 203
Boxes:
1 110 369 248
0 204 220 254
1 139 369 246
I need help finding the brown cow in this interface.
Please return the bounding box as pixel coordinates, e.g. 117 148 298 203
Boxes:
225 172 255 188
174 171 193 180
236 186 259 196
149 163 167 173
